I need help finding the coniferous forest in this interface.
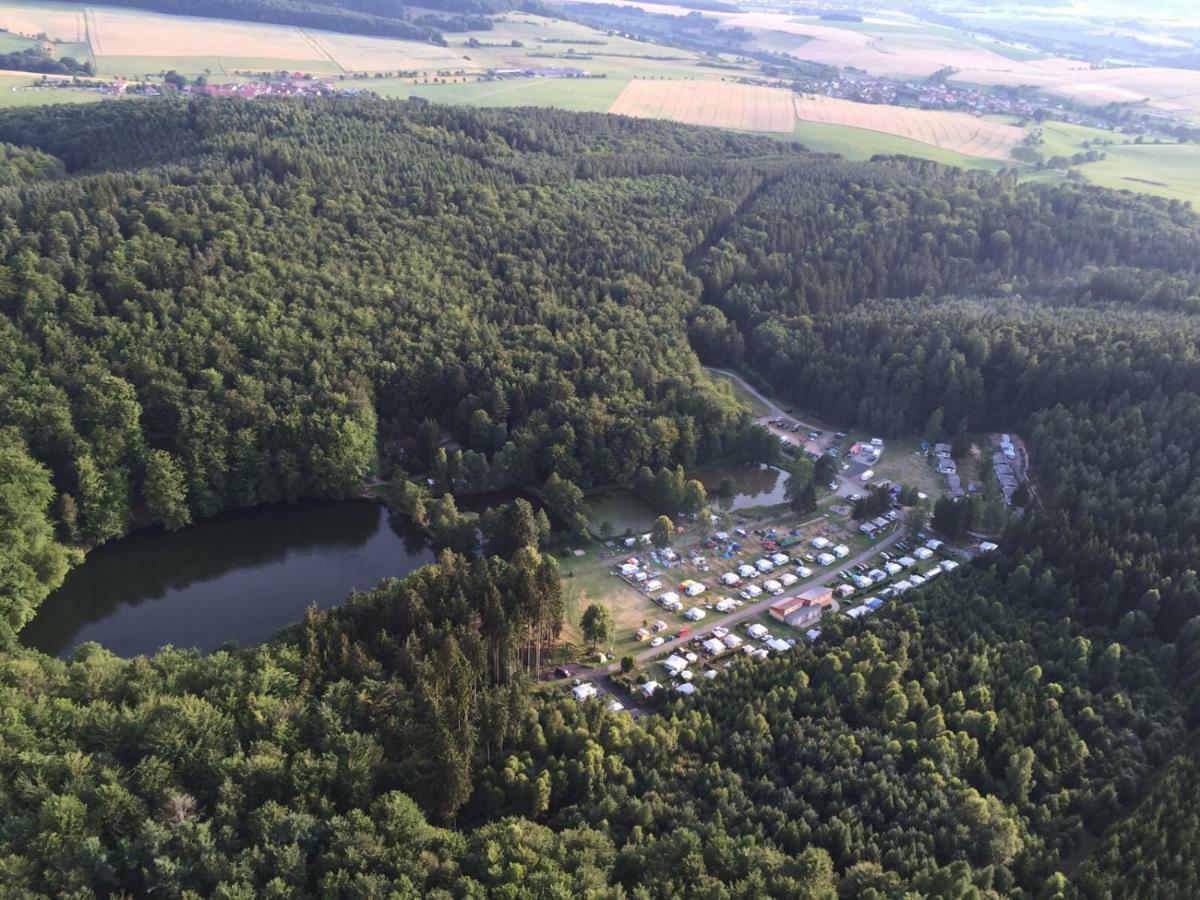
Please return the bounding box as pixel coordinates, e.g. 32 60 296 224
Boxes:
1 97 1199 897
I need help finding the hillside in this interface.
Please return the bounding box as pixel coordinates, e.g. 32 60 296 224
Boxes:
0 98 1198 895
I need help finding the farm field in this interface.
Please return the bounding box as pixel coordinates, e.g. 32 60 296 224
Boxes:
380 75 628 113
608 79 795 133
789 119 1008 171
793 94 1025 160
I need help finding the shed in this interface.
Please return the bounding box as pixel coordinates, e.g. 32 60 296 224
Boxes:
702 637 725 655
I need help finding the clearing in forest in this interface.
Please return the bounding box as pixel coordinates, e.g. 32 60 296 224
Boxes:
793 94 1025 160
608 79 795 133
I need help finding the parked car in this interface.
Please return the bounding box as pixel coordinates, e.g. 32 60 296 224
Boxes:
650 636 664 647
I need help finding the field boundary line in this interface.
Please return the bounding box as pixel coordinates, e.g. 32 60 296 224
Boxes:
299 28 344 72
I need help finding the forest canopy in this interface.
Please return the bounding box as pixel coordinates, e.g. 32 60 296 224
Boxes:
0 97 1199 896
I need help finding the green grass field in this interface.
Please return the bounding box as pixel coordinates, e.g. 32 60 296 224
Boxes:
1034 121 1200 205
0 32 38 53
0 73 107 107
369 74 628 112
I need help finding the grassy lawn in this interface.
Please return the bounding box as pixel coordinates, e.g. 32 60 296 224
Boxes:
868 437 947 499
0 74 109 107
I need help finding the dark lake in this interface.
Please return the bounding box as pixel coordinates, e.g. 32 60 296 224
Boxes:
698 464 790 512
21 499 435 659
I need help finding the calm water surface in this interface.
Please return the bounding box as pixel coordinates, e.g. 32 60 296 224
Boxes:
699 465 790 511
22 499 434 658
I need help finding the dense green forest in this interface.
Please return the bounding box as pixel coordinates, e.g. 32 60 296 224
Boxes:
2 98 1200 895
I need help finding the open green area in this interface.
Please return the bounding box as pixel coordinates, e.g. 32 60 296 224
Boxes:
368 73 628 112
0 74 107 107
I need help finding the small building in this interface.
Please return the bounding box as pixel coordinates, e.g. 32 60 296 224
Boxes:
940 559 959 572
662 655 688 676
979 541 999 552
769 587 833 628
684 607 707 622
859 522 877 536
811 537 830 550
702 637 725 655
676 682 697 695
747 623 769 640
816 552 836 566
572 683 598 701
914 547 933 560
835 584 855 598
833 544 850 558
722 633 743 649
641 681 660 697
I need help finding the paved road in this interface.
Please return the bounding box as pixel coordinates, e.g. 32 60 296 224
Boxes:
580 520 905 679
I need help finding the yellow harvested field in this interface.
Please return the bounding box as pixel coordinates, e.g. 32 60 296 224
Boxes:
793 95 1025 160
309 32 468 72
957 65 1200 117
87 7 318 59
0 2 86 42
608 80 795 133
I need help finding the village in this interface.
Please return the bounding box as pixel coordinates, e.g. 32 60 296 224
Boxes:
557 373 1014 714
